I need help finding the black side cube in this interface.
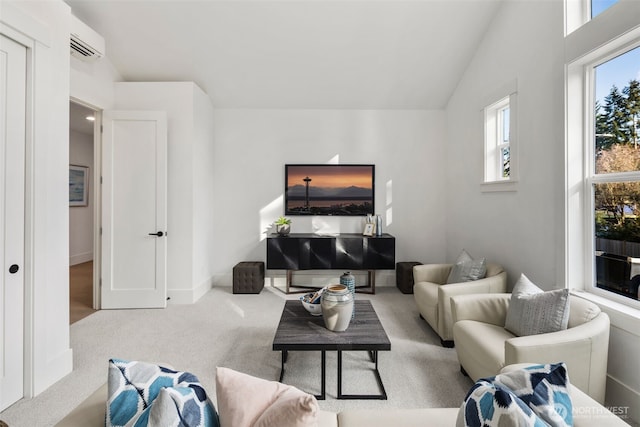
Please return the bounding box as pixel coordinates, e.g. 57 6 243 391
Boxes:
233 262 265 294
396 262 422 294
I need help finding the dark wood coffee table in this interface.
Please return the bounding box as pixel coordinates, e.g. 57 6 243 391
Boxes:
272 299 391 400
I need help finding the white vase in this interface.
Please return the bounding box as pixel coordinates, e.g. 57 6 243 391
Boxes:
321 284 354 332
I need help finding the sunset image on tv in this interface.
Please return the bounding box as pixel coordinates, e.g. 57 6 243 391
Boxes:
285 164 374 216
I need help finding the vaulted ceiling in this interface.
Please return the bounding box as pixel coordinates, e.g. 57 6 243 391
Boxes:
66 0 503 110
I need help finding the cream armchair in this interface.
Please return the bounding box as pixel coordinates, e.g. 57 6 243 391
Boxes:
413 262 506 347
451 293 610 404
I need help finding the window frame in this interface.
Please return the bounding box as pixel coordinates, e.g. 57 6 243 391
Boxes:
481 81 518 193
566 23 640 310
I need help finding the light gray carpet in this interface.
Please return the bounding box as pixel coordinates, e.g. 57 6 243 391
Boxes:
0 286 473 426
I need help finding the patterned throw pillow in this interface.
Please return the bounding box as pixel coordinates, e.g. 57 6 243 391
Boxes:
460 379 544 427
494 363 573 427
447 249 487 284
459 363 573 427
505 274 570 336
107 359 219 427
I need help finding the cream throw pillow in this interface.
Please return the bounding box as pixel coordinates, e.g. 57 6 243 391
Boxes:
215 367 319 427
505 274 570 336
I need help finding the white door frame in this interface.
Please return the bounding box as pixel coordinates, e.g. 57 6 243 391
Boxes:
69 97 102 310
0 4 50 399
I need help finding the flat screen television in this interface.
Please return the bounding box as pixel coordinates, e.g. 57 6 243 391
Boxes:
285 164 375 216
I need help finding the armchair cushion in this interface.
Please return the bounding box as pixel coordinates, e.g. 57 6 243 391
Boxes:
505 274 570 337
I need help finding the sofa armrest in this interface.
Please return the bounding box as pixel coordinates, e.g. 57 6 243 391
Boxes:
450 293 511 326
505 312 610 403
413 264 452 285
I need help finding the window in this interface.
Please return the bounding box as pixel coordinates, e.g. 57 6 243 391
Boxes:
483 89 517 191
590 46 640 304
591 0 619 18
566 0 640 310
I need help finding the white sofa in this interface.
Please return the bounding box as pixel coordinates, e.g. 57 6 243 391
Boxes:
413 262 507 346
451 293 610 404
56 373 626 426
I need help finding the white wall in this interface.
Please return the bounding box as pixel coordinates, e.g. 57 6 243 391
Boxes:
114 82 216 303
445 0 564 289
69 130 94 265
210 109 447 287
447 1 639 423
2 0 74 396
192 87 217 297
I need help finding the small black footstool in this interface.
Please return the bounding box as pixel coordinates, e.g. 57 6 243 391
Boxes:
396 261 422 294
233 262 265 294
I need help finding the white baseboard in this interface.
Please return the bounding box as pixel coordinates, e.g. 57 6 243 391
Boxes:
167 277 214 304
33 348 73 396
69 252 93 266
606 374 640 426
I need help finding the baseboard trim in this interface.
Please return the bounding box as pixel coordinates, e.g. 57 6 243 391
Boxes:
33 348 73 396
606 374 640 425
69 252 93 266
167 277 213 304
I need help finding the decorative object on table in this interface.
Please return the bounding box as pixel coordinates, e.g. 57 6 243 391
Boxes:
375 214 382 236
321 284 354 332
340 271 355 318
300 289 324 316
69 164 89 207
274 216 291 236
363 214 376 236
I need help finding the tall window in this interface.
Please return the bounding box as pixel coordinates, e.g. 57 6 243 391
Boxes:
590 46 640 303
485 97 511 182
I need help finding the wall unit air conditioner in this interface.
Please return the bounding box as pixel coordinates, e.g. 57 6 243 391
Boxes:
70 15 105 61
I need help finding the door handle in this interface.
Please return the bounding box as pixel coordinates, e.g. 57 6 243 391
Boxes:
148 231 164 237
9 264 19 274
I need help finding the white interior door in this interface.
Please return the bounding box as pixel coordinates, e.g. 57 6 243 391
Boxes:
0 34 26 411
101 111 167 309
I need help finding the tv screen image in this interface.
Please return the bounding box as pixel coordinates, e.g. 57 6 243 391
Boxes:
285 164 375 216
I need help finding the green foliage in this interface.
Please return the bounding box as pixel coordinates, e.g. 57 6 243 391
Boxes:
274 216 291 225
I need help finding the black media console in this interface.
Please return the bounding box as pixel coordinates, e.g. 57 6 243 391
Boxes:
266 233 395 294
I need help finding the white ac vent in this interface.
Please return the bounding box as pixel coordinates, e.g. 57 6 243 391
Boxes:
70 15 104 61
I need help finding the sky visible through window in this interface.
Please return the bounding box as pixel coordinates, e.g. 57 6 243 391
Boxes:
591 0 619 18
595 46 640 105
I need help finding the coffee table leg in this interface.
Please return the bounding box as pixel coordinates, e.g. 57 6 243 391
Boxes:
278 350 325 401
337 351 387 400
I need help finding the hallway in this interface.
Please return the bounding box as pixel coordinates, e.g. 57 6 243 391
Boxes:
69 261 96 324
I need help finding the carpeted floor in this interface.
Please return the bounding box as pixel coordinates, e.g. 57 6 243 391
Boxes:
0 285 473 426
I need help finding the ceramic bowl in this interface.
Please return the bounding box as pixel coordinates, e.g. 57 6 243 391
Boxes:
300 293 323 316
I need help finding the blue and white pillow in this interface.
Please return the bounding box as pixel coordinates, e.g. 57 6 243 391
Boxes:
460 363 573 427
494 363 573 427
461 379 546 427
107 358 219 427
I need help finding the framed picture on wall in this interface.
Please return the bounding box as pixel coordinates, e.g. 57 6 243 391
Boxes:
69 164 89 207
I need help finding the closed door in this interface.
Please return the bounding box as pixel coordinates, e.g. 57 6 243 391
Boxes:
0 33 26 411
101 111 167 309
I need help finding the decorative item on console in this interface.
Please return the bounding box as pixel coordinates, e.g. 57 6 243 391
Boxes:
321 284 354 332
274 216 291 236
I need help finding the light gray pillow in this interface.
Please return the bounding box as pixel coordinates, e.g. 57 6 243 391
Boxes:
505 274 570 336
446 249 487 284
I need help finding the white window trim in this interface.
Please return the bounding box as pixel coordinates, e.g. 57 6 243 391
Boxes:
565 5 640 311
481 80 519 193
